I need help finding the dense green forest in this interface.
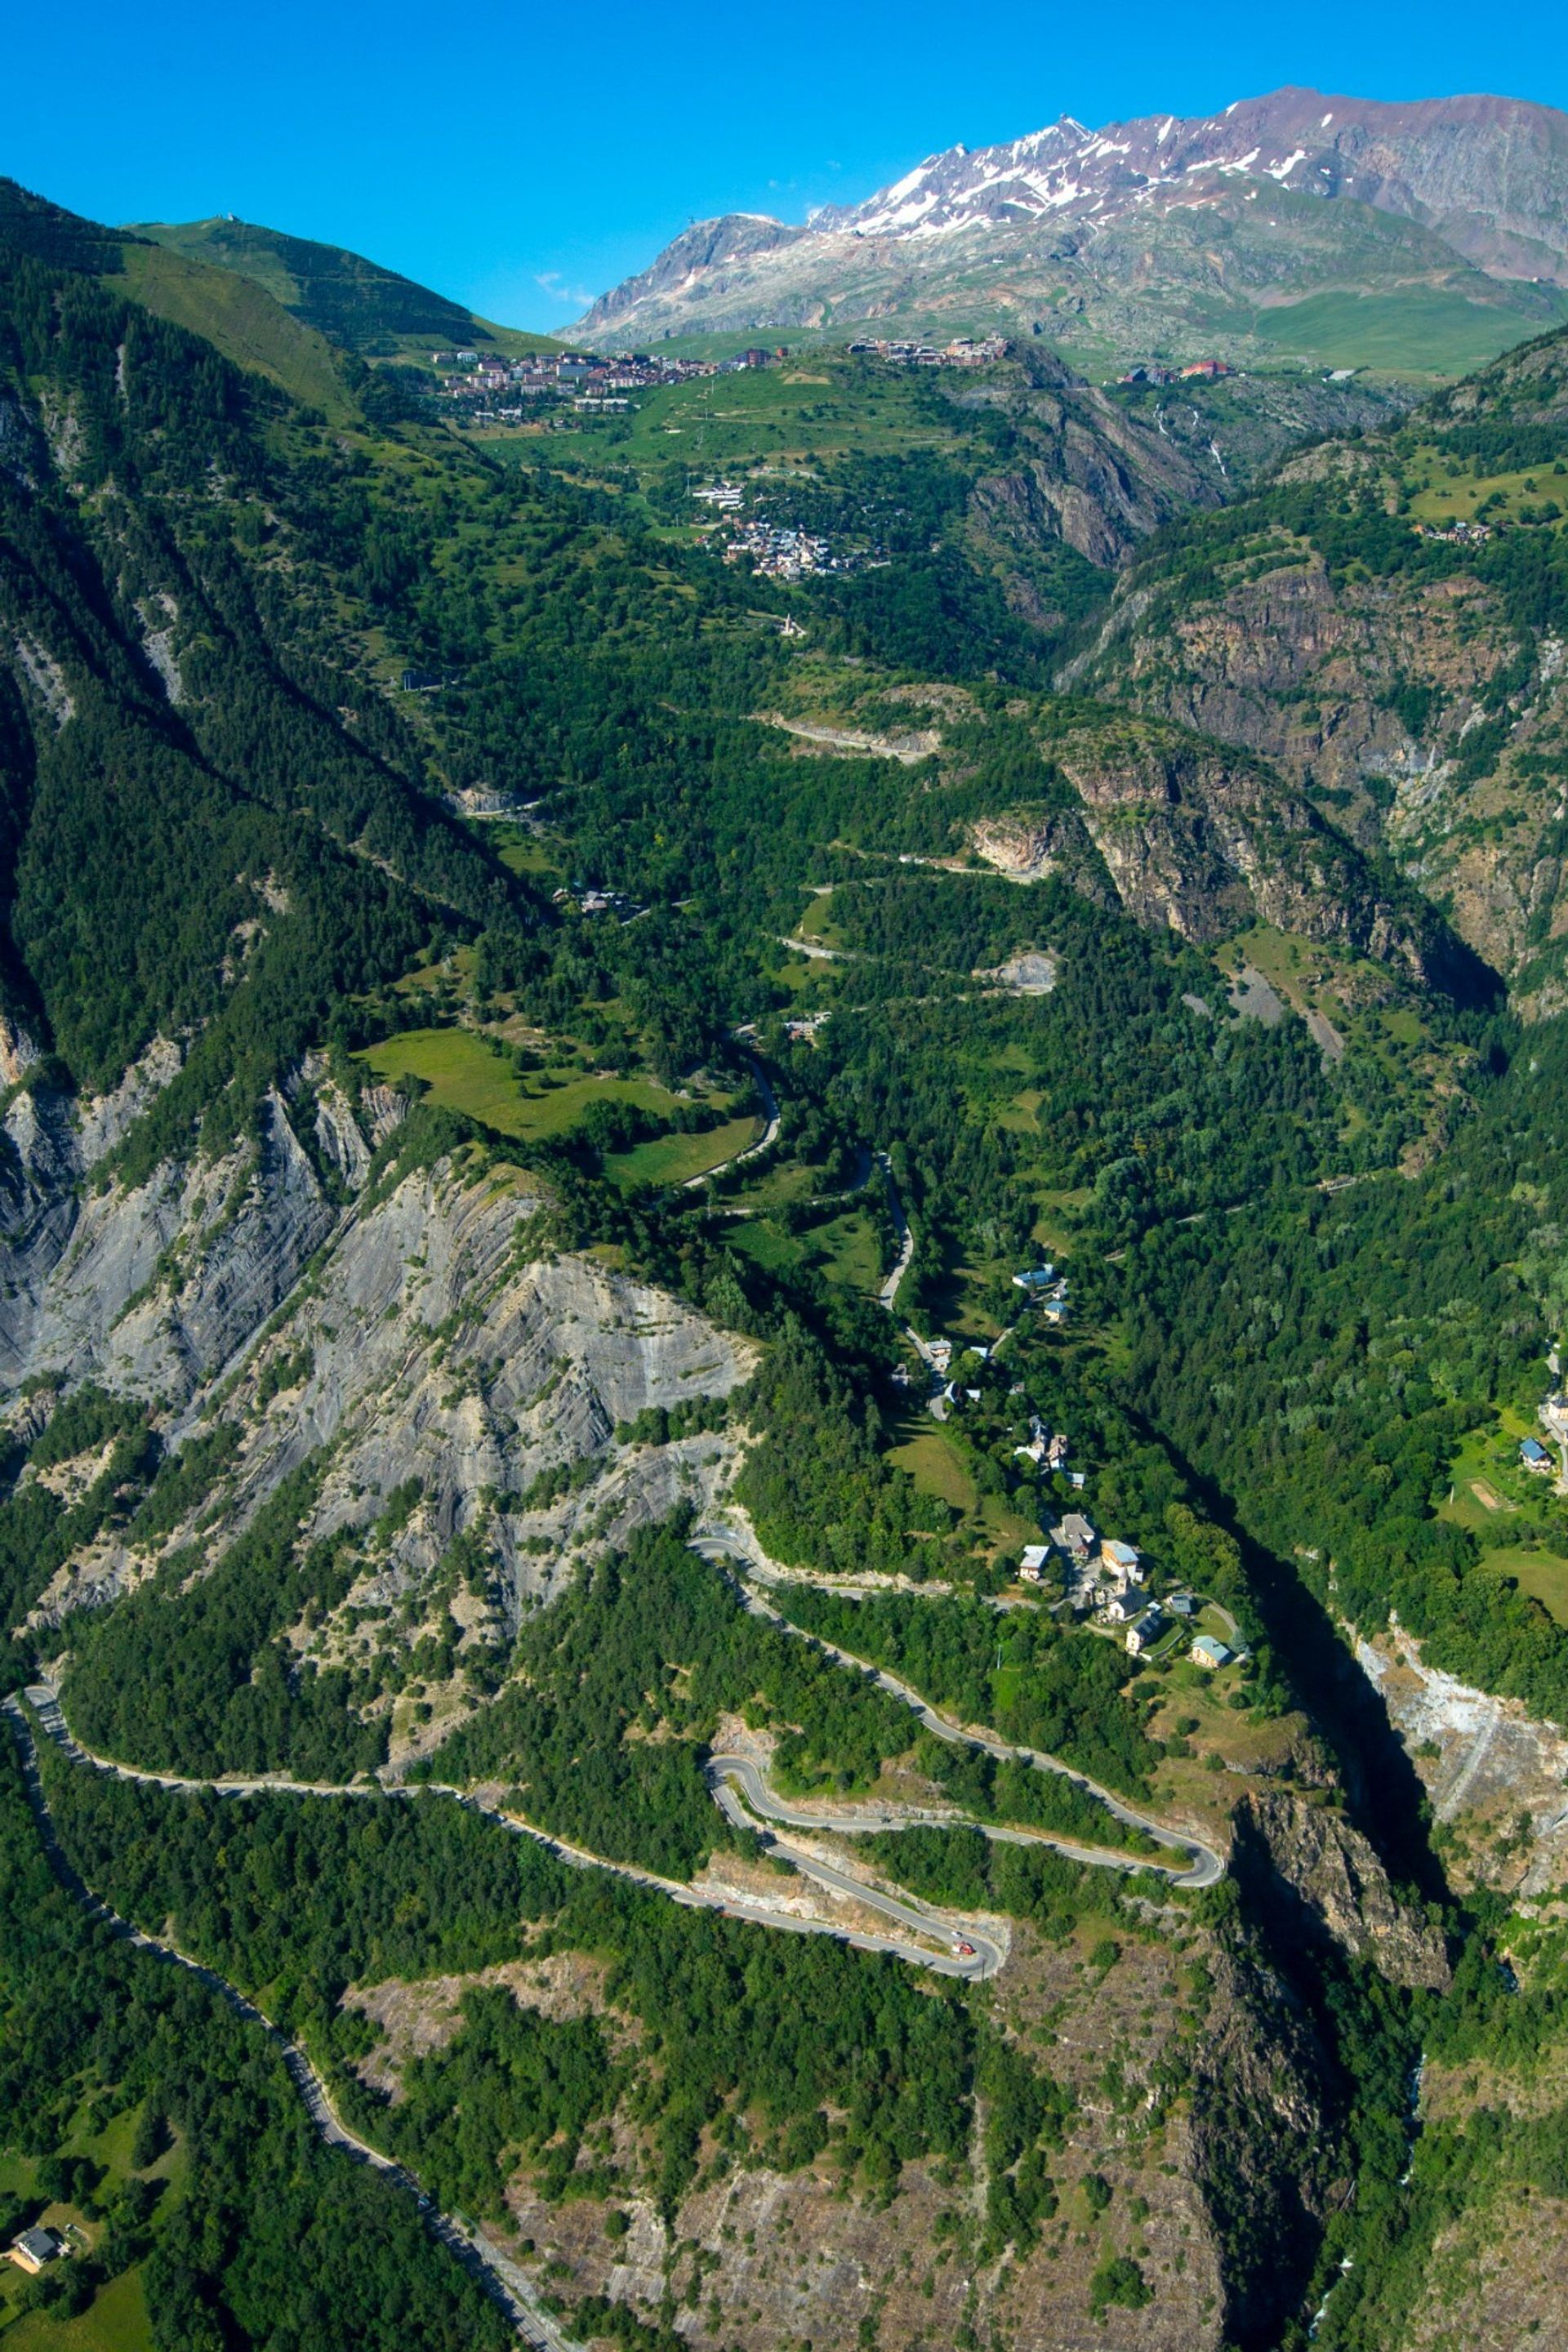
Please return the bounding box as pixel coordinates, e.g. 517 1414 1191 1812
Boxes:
0 1726 512 2352
425 1518 924 1872
37 1735 1066 2220
63 1463 386 1779
1124 1015 1568 1718
772 1584 1162 1796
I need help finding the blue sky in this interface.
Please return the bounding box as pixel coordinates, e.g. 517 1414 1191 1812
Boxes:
7 0 1568 329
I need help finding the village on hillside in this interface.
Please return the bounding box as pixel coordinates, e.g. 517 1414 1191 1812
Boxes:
431 332 1019 422
429 343 785 421
907 1267 1241 1677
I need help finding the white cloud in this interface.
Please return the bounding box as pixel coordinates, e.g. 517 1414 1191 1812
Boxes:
533 270 595 310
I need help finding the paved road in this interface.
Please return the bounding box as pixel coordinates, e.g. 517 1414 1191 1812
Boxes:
20 1682 1001 1983
875 1154 915 1312
710 1752 1159 1878
706 1761 1005 1980
691 1530 1225 1891
2 1696 579 2352
680 1058 780 1191
778 935 848 962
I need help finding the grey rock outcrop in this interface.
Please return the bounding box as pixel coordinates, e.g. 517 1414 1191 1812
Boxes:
1232 1787 1452 1990
0 1065 341 1406
18 1121 757 1641
969 726 1464 987
1188 1933 1336 2346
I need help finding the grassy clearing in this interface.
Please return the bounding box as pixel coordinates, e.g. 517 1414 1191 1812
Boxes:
723 1204 882 1291
793 894 846 947
915 1247 1004 1343
608 1115 760 1189
1250 287 1552 376
808 1210 884 1296
723 1160 819 1214
118 243 350 420
1441 1416 1557 1533
486 824 564 882
1480 1545 1568 1628
2 2266 155 2352
356 1027 677 1141
886 1423 979 1515
996 1089 1045 1135
979 1494 1043 1552
1405 443 1568 531
1032 1189 1091 1257
393 947 477 996
726 1220 805 1278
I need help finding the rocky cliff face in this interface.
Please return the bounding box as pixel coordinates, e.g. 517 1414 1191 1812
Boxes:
967 719 1477 990
1074 541 1568 1004
1064 331 1568 1009
1231 1787 1451 1990
7 1051 753 1701
0 1054 338 1403
1185 1931 1338 2344
962 371 1223 574
968 373 1414 588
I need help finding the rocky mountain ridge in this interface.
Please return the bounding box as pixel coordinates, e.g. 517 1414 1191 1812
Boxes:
579 87 1568 371
812 88 1568 278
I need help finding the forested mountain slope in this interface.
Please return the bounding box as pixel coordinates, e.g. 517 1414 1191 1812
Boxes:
2 167 1568 2352
133 213 559 360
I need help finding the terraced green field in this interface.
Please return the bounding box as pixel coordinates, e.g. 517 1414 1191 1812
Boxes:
607 1114 761 1189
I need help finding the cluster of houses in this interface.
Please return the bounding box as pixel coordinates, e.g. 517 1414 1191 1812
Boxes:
1116 359 1235 387
430 345 787 419
1012 1263 1071 1323
718 517 853 581
552 883 638 919
1017 1519 1233 1669
904 1312 1239 1677
846 335 1012 368
1013 1412 1070 1474
689 483 875 579
1413 518 1493 545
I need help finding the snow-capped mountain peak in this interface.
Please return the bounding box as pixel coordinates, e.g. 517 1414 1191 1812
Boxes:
577 86 1568 353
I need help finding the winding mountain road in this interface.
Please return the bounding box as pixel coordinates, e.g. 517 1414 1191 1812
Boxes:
7 1525 1221 2339
680 1058 780 1190
706 1763 1006 1977
875 1153 915 1311
691 1528 1225 1891
7 1500 1220 2347
16 1683 1003 1980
